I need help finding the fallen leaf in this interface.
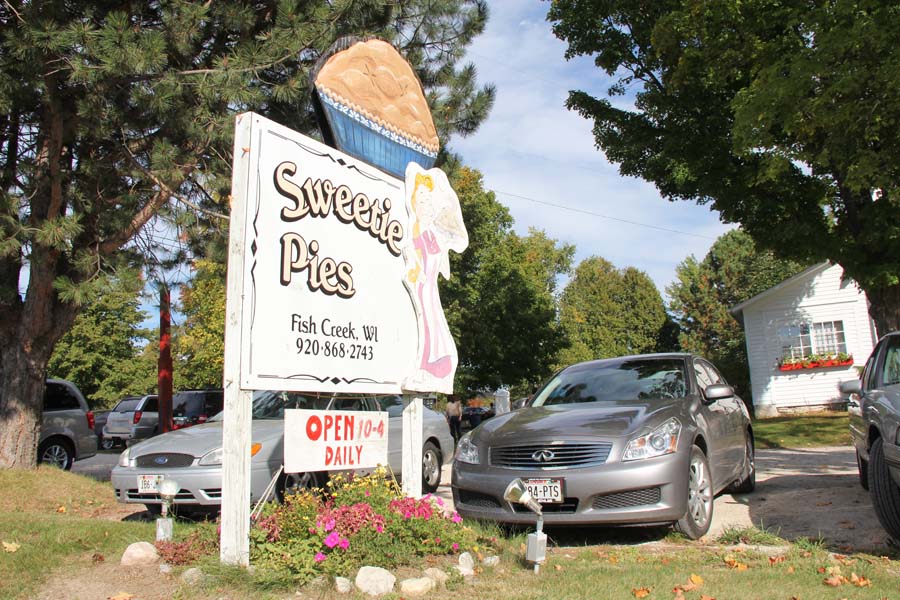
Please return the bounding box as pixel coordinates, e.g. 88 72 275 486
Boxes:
823 576 843 587
56 505 66 513
108 594 135 600
632 587 651 598
849 572 871 588
768 555 786 565
2 541 20 553
787 566 795 574
672 590 685 600
699 595 716 600
92 552 105 563
608 555 619 564
689 574 704 586
724 557 748 571
554 564 563 571
817 567 826 574
660 558 670 565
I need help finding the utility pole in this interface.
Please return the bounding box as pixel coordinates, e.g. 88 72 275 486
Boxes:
158 284 173 432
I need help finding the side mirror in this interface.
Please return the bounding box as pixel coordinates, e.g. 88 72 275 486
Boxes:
703 384 734 403
839 380 861 395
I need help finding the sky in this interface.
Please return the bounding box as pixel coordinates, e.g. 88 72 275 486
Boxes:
449 0 733 295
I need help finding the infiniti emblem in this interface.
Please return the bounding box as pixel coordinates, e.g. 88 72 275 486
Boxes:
154 456 169 465
532 449 555 463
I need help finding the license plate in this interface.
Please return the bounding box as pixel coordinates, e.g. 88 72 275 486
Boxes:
525 478 563 503
138 474 163 494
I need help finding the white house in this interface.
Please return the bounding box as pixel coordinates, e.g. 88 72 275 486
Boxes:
731 263 878 417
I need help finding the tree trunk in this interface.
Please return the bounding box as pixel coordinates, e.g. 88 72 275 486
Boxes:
0 352 46 469
865 282 900 338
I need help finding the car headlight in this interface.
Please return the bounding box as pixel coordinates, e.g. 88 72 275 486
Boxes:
199 447 223 466
455 433 480 465
623 418 681 462
117 447 132 468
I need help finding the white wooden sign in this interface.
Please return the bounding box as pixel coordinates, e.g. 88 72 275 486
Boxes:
284 409 388 471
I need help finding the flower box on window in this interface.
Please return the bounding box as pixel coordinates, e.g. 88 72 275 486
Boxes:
777 354 853 372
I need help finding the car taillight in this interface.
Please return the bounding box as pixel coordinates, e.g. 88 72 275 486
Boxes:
197 414 208 424
86 411 95 430
133 410 142 425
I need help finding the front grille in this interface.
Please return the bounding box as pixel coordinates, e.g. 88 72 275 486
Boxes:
125 488 195 502
512 498 578 513
457 490 501 509
592 487 661 510
202 488 222 500
135 453 195 468
491 442 612 469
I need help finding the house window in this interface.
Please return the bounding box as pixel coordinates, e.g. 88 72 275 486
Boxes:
780 320 847 360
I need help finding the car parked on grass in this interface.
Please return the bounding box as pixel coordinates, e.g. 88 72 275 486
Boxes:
40 379 97 469
841 331 900 543
451 353 755 539
102 394 159 449
111 392 454 514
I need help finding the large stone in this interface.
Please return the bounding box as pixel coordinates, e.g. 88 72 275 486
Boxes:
355 566 395 596
335 576 354 594
181 567 204 585
423 568 448 585
456 551 475 576
120 542 158 566
483 555 500 567
400 577 435 596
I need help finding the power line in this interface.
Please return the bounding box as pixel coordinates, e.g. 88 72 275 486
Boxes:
493 190 717 240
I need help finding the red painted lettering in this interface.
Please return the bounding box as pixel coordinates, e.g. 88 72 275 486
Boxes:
325 445 333 466
306 415 322 441
344 415 354 441
324 414 333 441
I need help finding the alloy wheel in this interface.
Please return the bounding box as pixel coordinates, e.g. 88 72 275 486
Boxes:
687 453 712 528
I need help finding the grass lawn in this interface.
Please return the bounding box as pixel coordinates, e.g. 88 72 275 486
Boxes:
753 412 851 449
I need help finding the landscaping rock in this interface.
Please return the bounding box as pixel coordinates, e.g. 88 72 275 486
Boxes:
423 567 448 585
456 551 475 576
335 576 354 594
483 555 500 567
400 577 435 596
181 567 204 585
355 566 395 596
120 541 158 566
159 563 172 575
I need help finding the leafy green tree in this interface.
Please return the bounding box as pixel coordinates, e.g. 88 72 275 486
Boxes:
0 1 494 468
174 260 226 390
548 0 900 335
442 168 574 396
558 257 667 365
47 277 156 408
667 230 806 395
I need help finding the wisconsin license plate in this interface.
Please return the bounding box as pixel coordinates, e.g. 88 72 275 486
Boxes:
138 474 163 494
525 478 563 503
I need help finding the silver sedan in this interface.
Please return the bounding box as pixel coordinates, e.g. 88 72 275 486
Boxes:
451 353 754 539
111 392 453 514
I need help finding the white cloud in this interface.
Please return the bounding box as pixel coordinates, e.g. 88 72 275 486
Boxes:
449 1 733 295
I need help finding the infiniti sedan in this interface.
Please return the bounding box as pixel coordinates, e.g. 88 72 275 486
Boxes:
111 391 453 514
452 354 755 539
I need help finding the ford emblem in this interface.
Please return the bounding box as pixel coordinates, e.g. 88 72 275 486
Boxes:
532 449 555 463
154 456 169 465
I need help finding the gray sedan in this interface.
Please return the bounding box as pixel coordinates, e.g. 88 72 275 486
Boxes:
451 353 754 539
111 392 454 514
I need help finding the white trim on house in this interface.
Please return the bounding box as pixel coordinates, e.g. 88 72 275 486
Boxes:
731 263 877 417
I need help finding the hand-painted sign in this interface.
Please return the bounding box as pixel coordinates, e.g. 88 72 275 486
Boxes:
284 409 388 472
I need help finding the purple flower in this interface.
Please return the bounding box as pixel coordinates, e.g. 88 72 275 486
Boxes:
338 537 350 550
324 518 336 532
451 512 462 524
452 543 459 552
376 524 384 533
324 531 341 548
435 497 444 506
315 552 326 563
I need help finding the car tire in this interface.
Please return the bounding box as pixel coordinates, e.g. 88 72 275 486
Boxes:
731 433 756 494
37 437 75 470
675 445 713 540
422 441 442 494
867 438 900 543
101 438 116 451
278 471 325 502
144 504 163 516
856 449 869 491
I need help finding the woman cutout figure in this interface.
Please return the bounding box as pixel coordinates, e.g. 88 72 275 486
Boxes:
402 163 468 393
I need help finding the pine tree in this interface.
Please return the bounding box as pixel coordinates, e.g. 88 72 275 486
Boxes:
0 1 494 468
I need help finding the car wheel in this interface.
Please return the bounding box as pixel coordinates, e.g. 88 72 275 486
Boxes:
731 433 756 494
101 438 116 451
278 471 324 502
867 438 900 543
37 438 74 470
422 441 442 494
856 449 870 491
675 445 713 540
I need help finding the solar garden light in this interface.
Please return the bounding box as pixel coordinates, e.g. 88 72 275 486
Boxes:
156 478 179 542
503 478 546 574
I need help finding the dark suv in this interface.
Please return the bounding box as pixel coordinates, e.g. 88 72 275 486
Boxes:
172 389 224 429
40 379 97 469
842 331 900 543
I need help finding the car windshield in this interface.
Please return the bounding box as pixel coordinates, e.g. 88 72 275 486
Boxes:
207 391 334 422
113 398 141 412
532 358 687 406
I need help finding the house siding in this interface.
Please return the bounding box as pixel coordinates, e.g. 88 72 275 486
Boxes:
741 264 877 414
